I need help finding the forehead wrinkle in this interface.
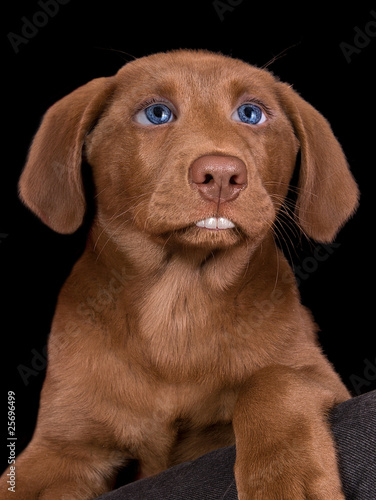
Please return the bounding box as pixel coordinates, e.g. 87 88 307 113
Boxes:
226 69 277 99
132 74 222 110
161 65 278 109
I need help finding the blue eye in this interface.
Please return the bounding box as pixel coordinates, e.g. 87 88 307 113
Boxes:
136 103 173 125
233 104 266 125
145 104 172 124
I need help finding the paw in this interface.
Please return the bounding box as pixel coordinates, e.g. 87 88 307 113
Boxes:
235 473 345 500
235 448 346 500
0 440 122 499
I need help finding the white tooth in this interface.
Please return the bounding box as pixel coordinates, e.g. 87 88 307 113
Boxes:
195 217 235 229
205 217 217 229
217 217 235 229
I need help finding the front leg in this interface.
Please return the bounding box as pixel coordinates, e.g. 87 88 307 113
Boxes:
233 365 349 500
0 437 127 499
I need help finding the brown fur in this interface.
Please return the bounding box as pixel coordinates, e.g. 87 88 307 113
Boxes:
1 50 359 499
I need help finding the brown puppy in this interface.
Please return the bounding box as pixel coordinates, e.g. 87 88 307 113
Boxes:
1 50 359 499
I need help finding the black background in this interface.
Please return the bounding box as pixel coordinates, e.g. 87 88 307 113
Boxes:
1 0 376 472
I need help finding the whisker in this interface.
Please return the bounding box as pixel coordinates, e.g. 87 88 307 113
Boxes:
92 178 178 253
93 46 138 63
94 186 109 199
161 232 174 254
93 193 152 251
260 43 301 70
263 180 319 200
272 218 299 263
254 209 282 288
95 221 127 261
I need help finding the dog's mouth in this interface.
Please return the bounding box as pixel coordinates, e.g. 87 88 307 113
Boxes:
154 216 245 250
195 217 235 230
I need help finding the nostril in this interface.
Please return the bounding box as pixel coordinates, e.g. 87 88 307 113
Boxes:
190 155 247 203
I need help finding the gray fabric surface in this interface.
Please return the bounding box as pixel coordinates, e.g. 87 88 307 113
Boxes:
331 390 376 499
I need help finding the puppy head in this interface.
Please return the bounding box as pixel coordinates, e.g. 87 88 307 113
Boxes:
19 50 359 250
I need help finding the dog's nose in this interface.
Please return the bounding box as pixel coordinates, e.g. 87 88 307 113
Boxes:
190 155 247 203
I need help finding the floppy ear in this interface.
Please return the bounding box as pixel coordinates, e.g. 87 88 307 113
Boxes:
19 77 115 234
277 83 359 243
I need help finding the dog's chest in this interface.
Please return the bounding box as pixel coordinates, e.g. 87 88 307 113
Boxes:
132 265 257 381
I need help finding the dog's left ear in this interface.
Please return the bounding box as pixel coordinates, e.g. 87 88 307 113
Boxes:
277 83 359 243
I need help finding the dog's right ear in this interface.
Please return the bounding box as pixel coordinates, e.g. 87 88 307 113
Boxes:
19 77 115 234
